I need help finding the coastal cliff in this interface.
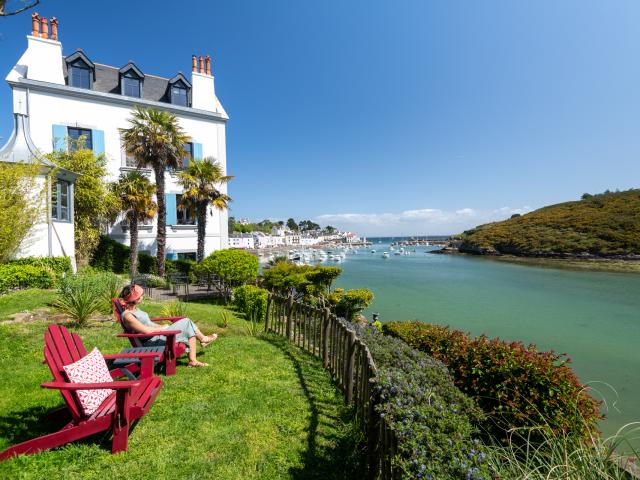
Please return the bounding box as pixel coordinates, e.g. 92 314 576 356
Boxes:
457 189 640 259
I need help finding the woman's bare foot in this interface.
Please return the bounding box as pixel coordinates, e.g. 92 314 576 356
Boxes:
187 360 209 367
200 333 218 347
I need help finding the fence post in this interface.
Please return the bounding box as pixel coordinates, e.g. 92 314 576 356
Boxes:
345 329 357 404
285 293 294 340
264 293 272 333
322 308 330 368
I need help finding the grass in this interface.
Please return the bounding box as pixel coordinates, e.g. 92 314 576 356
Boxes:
0 293 363 479
0 289 57 321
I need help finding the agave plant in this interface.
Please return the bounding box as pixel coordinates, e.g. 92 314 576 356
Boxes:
54 275 103 327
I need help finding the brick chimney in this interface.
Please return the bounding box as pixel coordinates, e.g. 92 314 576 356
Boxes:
191 53 217 112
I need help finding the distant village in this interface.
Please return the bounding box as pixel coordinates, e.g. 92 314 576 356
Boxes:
228 217 362 250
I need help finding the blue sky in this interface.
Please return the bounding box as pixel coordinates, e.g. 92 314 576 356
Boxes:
1 1 639 235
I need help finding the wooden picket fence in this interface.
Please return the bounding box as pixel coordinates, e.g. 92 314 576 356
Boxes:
264 292 399 479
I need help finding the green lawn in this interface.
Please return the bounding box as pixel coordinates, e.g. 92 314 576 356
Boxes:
0 294 363 479
0 289 57 321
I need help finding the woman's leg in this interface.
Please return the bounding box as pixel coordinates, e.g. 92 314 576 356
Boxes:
186 337 208 367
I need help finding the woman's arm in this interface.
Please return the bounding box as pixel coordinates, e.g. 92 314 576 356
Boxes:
122 311 166 334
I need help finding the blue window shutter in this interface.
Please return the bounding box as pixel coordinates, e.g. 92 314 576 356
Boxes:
166 194 177 225
193 142 203 160
52 124 67 151
166 252 178 260
92 129 105 155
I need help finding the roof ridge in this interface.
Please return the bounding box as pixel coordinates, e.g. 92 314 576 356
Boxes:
92 62 170 81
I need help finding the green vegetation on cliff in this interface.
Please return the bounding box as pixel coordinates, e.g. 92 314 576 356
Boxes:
460 189 640 257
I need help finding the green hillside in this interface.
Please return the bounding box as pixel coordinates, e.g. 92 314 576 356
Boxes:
459 189 640 257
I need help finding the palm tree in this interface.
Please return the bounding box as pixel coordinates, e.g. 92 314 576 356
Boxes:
176 157 233 261
120 106 189 276
111 171 157 276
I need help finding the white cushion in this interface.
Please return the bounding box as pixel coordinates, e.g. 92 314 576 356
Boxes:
63 347 114 415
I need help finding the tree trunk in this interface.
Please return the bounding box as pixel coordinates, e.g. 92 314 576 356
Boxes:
197 202 207 262
130 212 139 278
155 166 166 276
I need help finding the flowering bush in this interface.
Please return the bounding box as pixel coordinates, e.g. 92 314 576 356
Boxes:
383 321 602 443
355 325 492 479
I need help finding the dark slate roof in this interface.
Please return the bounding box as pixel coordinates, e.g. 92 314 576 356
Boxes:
62 50 178 103
92 64 171 102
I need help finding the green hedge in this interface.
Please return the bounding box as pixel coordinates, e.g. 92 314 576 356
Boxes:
0 264 56 293
233 285 268 322
90 235 156 274
8 256 72 277
354 324 491 479
383 321 602 443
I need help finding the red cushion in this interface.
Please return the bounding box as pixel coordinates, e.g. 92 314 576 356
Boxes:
63 347 114 415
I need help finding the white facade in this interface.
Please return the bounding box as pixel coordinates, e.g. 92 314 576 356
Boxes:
2 15 230 262
228 234 255 249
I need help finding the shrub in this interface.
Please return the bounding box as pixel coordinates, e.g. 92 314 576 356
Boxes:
327 288 374 321
0 163 42 262
160 300 189 318
88 270 124 313
134 274 168 288
196 249 259 289
90 235 156 274
354 324 492 479
233 285 268 322
54 274 103 326
8 256 72 278
262 262 342 299
167 259 197 283
0 264 56 293
383 321 602 443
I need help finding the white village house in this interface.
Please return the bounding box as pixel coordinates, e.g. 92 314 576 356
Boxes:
0 14 230 267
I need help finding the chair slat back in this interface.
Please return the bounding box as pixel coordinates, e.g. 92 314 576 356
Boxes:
43 324 88 420
112 298 144 348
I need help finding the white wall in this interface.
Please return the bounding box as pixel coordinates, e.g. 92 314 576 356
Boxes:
25 89 229 257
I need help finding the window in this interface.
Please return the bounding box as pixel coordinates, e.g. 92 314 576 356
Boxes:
68 61 91 89
51 180 70 221
176 194 195 225
67 127 92 151
125 153 137 167
171 84 188 106
177 252 197 261
122 72 141 98
181 142 193 169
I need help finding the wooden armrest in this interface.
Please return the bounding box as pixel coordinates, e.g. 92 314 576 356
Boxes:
117 330 181 338
42 380 141 391
103 352 162 360
151 316 185 323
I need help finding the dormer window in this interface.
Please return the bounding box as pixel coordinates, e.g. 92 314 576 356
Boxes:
123 72 141 97
172 84 188 106
168 73 191 107
69 61 91 89
119 62 144 99
65 50 95 90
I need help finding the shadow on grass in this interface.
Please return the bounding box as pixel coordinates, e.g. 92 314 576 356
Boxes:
0 405 70 446
262 335 366 480
0 403 144 454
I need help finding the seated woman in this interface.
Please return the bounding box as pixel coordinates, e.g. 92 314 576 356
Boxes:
119 284 217 368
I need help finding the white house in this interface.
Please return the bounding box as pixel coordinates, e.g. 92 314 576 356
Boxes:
1 13 230 263
228 233 255 250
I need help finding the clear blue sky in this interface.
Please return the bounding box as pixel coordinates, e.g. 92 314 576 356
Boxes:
1 1 639 235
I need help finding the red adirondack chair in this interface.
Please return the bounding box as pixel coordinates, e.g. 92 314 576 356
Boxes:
0 324 163 460
112 299 187 376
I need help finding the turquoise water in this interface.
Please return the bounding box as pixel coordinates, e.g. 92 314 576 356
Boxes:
331 242 640 445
